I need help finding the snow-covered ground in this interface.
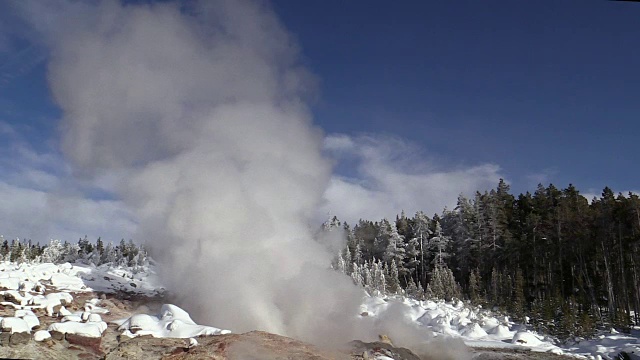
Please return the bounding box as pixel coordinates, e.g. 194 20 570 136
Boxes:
0 260 637 359
360 295 640 359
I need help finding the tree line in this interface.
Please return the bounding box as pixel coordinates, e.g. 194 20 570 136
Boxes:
327 180 640 339
0 236 149 268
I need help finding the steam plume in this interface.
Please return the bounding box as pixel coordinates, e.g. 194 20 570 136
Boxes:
15 0 471 355
31 0 365 344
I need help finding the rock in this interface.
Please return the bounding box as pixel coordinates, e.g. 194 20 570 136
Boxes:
66 333 103 354
9 331 31 345
378 334 393 346
104 331 349 360
50 330 65 341
0 332 10 346
51 304 62 315
3 292 17 304
349 340 422 360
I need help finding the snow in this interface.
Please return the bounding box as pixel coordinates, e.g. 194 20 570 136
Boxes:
0 261 162 295
86 313 103 322
48 321 107 338
1 260 638 358
359 295 640 359
1 317 31 333
34 330 52 341
487 324 514 339
188 337 198 348
460 322 488 338
15 309 39 329
116 303 231 338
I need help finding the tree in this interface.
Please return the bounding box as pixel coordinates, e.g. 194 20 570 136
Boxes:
387 259 401 294
411 211 432 287
430 221 450 268
96 237 105 255
428 264 460 301
41 239 64 263
469 269 483 304
511 268 526 321
78 236 93 257
384 221 407 270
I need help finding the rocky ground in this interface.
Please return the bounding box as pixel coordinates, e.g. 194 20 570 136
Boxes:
0 287 579 360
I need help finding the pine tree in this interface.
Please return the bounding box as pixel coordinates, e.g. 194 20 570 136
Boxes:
416 281 425 300
102 242 117 264
373 259 386 295
425 283 434 300
354 241 363 266
490 267 500 306
363 261 373 292
430 221 450 267
0 239 9 260
429 265 460 300
384 221 406 267
96 237 105 255
336 251 347 274
411 211 432 287
343 246 352 275
78 236 93 257
351 262 364 287
511 268 526 321
405 277 418 298
469 269 482 304
41 239 64 263
387 259 401 294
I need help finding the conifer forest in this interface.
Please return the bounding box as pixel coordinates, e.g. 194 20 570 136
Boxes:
328 180 640 339
3 180 639 340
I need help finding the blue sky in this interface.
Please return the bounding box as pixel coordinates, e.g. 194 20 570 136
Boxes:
272 0 640 193
0 0 638 241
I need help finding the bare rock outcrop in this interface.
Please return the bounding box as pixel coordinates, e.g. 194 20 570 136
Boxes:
105 331 352 360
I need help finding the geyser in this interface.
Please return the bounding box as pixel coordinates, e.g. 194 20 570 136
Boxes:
39 0 364 345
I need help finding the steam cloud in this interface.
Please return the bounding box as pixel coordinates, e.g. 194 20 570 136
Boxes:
32 0 365 344
15 0 470 355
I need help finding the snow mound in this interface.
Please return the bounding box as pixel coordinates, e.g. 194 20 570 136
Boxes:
461 322 488 338
14 309 39 329
487 324 513 339
117 304 230 338
34 330 52 341
512 331 544 346
1 317 31 333
48 321 107 338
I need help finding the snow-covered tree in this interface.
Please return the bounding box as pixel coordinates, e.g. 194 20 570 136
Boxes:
411 211 432 286
61 241 80 263
353 242 363 266
430 221 450 267
41 239 64 263
102 242 118 264
384 220 406 266
428 264 461 301
372 259 386 295
387 259 401 294
336 251 347 275
351 262 364 287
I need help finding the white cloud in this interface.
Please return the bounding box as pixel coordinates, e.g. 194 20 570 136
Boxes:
0 124 136 243
0 180 135 243
321 134 504 223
